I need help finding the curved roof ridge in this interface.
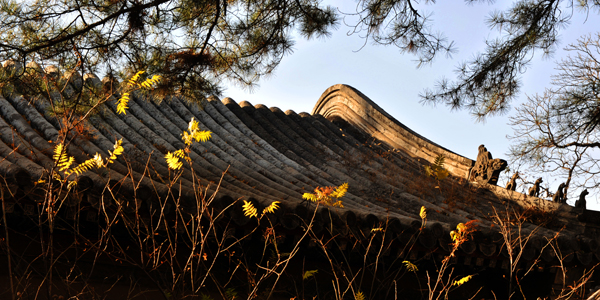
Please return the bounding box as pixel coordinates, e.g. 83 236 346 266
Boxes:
312 84 473 178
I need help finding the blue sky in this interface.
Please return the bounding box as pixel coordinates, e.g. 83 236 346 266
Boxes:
223 1 600 206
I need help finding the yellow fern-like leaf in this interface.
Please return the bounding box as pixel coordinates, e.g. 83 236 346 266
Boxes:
425 154 449 181
371 227 384 233
174 149 186 158
242 200 257 218
106 139 123 164
69 158 98 175
53 143 74 172
139 75 161 89
92 153 103 167
188 117 199 132
194 130 212 143
262 201 280 214
434 154 445 168
302 193 318 202
128 70 145 87
302 269 318 280
116 92 129 115
355 291 365 300
420 206 427 220
67 180 77 190
403 260 418 272
452 275 473 286
53 143 64 162
331 200 344 208
330 182 348 198
182 118 212 146
165 151 183 170
303 183 348 207
59 156 75 172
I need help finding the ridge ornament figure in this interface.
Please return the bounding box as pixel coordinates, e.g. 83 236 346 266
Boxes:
506 172 519 191
469 145 507 185
575 189 589 210
528 178 543 197
552 183 566 203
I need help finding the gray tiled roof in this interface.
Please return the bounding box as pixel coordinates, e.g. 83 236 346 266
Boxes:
1 66 598 265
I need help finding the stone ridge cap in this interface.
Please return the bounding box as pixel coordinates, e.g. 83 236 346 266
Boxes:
313 84 467 158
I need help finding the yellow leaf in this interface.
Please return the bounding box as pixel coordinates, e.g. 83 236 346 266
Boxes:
106 139 124 164
302 193 318 202
302 183 348 207
262 201 280 214
182 118 211 145
165 151 183 170
403 260 418 272
70 158 98 175
128 70 145 87
116 92 129 115
332 200 344 208
93 153 103 167
242 200 257 218
420 206 427 220
188 117 199 132
138 74 161 89
53 142 64 162
457 223 466 233
53 143 75 173
355 291 365 300
193 130 212 143
452 275 473 286
67 180 77 190
302 269 318 280
112 139 124 156
330 182 348 198
59 156 75 172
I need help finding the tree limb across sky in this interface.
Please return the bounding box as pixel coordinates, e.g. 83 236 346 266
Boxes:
1 0 597 109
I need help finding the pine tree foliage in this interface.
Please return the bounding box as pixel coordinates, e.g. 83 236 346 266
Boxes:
0 0 338 102
420 0 600 120
1 0 596 107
